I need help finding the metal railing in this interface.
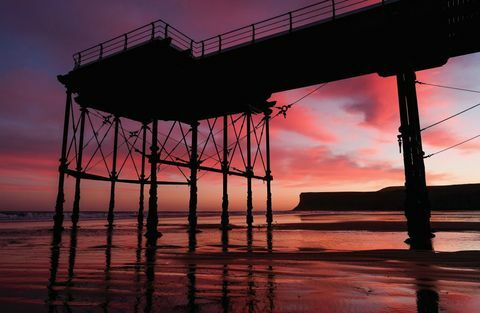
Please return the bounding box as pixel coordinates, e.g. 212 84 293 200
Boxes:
73 0 389 67
73 20 195 67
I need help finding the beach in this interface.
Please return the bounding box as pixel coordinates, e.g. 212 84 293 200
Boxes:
0 211 479 312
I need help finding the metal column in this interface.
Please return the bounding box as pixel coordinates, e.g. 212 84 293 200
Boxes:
265 110 273 227
246 113 253 226
188 122 199 231
146 119 160 237
72 106 87 225
397 71 432 248
53 90 72 230
107 116 119 226
221 115 230 229
138 123 147 225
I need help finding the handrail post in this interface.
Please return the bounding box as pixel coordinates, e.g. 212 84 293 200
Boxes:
151 22 155 40
202 41 205 56
124 34 128 51
99 44 103 60
190 40 194 53
252 24 255 43
76 53 81 67
218 35 222 52
165 24 169 38
332 0 336 19
289 12 293 32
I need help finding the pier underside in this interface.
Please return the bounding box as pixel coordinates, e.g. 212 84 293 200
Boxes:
54 0 480 248
59 0 480 124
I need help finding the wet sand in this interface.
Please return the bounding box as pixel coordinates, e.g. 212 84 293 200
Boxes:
0 211 479 312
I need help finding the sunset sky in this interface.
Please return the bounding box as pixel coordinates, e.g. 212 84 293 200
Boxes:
1 0 479 213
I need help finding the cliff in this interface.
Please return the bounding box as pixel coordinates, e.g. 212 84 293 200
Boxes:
293 183 480 211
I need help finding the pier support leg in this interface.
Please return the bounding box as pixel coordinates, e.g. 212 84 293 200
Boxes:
246 113 254 226
138 123 147 225
221 115 230 229
264 110 273 227
146 119 160 237
107 116 119 226
396 71 432 249
188 122 199 231
54 90 72 230
72 107 87 225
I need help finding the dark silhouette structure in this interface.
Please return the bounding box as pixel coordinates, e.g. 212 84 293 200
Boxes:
294 183 480 211
46 227 62 313
55 0 480 246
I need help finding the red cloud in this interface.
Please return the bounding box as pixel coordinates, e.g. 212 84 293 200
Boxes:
422 128 480 153
269 94 338 142
271 145 450 189
307 74 400 129
272 145 402 187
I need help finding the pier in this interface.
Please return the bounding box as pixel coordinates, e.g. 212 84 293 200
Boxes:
55 0 480 247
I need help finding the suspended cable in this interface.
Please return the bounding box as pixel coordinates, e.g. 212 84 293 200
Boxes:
288 83 328 107
274 83 328 118
421 102 480 132
424 133 480 159
416 81 480 94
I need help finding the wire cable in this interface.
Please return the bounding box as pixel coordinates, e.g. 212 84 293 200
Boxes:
416 81 480 94
421 102 480 132
424 133 480 159
274 83 328 118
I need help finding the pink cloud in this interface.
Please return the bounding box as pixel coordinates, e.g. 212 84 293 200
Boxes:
306 75 400 129
272 145 402 187
298 71 453 131
422 128 480 154
271 145 450 188
269 94 338 142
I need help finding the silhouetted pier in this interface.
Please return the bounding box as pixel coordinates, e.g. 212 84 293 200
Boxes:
55 0 480 247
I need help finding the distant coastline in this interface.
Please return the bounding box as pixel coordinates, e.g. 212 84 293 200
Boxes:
293 183 480 211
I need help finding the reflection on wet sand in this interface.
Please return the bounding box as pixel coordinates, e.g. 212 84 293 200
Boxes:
416 277 439 313
64 223 79 312
47 228 62 313
103 224 114 312
134 223 143 313
413 238 439 313
266 227 275 313
45 222 278 313
221 228 230 313
144 232 157 313
246 225 256 313
68 223 78 285
187 228 197 313
40 213 480 312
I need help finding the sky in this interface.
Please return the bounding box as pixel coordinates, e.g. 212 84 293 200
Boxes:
0 0 479 212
